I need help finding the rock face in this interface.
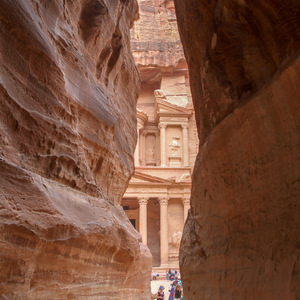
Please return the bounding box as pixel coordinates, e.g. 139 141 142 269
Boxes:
174 0 300 299
131 0 187 84
0 0 151 299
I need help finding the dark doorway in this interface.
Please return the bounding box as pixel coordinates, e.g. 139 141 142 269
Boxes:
129 219 136 229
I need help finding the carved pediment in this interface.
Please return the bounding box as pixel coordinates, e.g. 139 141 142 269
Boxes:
155 94 192 119
129 171 173 185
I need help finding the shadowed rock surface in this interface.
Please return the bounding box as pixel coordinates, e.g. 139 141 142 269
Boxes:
0 0 151 298
174 0 300 299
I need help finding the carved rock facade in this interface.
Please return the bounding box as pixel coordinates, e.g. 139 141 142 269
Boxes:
0 0 151 298
123 0 198 270
174 0 300 299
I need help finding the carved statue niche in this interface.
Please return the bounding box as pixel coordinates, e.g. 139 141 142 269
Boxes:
147 145 155 160
172 231 182 252
145 133 156 166
169 136 181 156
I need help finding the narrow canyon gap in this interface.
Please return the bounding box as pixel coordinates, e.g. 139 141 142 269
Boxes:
124 0 197 272
174 0 300 299
0 0 152 299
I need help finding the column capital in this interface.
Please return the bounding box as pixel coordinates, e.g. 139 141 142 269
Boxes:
158 197 169 206
158 123 167 129
182 198 190 206
137 123 144 130
181 123 189 129
138 197 148 205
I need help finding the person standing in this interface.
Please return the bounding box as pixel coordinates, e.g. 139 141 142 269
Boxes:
157 286 165 300
153 271 157 280
174 285 182 300
168 284 175 300
166 270 169 280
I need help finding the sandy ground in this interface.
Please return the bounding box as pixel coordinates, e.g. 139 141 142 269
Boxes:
151 279 173 299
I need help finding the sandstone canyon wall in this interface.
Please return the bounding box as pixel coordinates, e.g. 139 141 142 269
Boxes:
0 0 152 299
131 0 185 81
174 0 300 299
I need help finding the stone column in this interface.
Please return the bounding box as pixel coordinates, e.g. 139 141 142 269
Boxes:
135 121 145 166
181 124 189 167
138 197 148 245
159 197 169 266
134 129 140 166
182 198 190 222
155 132 160 166
159 123 167 167
140 132 146 166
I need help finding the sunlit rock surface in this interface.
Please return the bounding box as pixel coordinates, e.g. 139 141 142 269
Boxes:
174 0 300 299
131 0 187 84
0 0 151 298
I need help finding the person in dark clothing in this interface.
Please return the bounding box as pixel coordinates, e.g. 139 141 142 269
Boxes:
157 285 165 300
174 285 182 300
168 269 172 281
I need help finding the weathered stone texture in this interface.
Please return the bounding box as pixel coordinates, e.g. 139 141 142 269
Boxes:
174 0 300 299
0 0 151 298
131 0 186 82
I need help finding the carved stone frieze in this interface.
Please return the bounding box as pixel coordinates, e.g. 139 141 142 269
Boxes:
160 117 187 122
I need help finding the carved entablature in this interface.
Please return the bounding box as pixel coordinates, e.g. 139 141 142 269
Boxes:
159 117 189 127
168 117 188 122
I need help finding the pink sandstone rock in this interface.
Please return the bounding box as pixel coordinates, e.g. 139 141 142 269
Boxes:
174 0 300 299
131 0 187 83
0 0 151 298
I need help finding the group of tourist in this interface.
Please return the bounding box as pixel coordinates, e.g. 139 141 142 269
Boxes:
151 269 183 300
152 269 181 281
166 269 181 281
156 282 183 300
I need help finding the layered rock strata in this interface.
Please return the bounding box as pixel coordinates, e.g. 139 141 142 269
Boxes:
174 0 300 299
0 0 151 299
131 0 187 84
